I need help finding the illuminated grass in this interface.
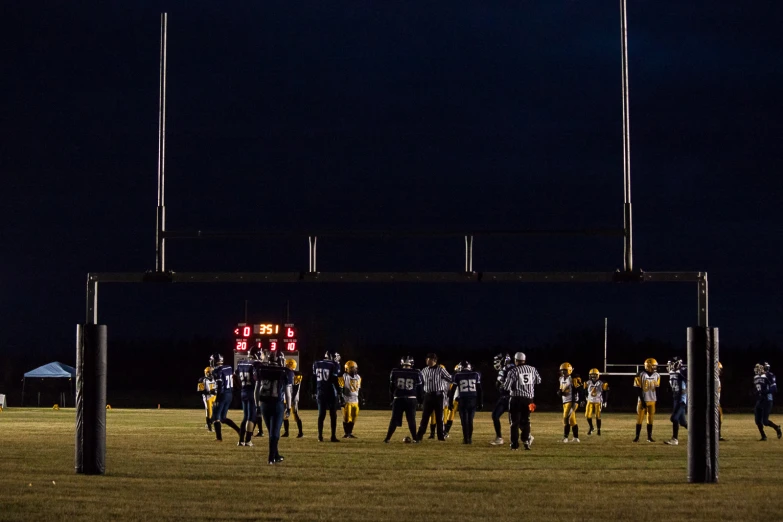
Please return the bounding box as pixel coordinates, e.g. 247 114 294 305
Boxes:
0 408 781 521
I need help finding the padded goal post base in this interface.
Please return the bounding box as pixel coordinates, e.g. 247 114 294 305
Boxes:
75 324 107 475
687 326 719 483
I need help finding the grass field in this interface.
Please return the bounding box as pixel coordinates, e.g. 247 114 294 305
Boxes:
1 408 782 521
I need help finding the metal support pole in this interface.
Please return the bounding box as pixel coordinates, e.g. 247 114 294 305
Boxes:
86 276 98 325
620 0 633 273
603 317 608 374
308 236 317 273
75 324 107 475
687 326 719 483
697 273 708 328
155 13 168 273
464 235 474 272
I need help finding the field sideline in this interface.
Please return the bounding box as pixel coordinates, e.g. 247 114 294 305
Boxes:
1 408 781 521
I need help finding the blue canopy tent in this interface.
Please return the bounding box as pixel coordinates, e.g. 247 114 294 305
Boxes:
23 362 76 407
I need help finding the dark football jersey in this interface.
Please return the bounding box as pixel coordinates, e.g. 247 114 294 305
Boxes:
313 359 341 396
755 374 773 401
236 360 256 390
256 365 294 403
213 365 235 395
669 369 687 403
453 370 482 399
496 363 515 396
390 368 423 398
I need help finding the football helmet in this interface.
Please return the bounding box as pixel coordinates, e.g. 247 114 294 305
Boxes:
514 352 526 363
588 368 600 381
345 360 358 375
644 358 658 373
203 366 212 377
401 355 414 368
718 361 723 375
325 351 341 363
249 345 263 361
559 362 573 377
454 362 463 372
763 362 771 372
209 353 224 368
267 351 282 366
755 363 765 375
285 358 297 371
493 353 510 371
461 361 472 372
667 357 683 373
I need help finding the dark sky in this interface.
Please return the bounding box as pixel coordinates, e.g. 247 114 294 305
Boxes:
1 1 781 356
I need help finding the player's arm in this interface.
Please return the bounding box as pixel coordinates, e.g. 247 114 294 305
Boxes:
284 369 294 417
415 372 424 404
389 370 396 403
447 380 457 409
634 374 646 407
476 377 483 411
602 383 610 407
197 379 205 394
440 366 452 383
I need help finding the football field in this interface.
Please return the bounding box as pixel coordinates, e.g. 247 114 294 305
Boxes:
0 408 781 521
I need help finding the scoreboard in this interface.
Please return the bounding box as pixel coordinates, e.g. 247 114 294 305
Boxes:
233 322 300 369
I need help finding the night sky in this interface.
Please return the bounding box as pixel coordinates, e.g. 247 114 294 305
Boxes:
2 1 781 360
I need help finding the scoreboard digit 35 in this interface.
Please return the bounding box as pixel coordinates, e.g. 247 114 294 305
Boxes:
233 322 299 368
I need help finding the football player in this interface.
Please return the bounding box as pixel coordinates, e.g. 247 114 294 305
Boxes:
490 353 514 445
209 353 241 442
313 351 343 442
449 361 482 444
664 357 688 446
197 366 217 431
255 351 294 464
764 362 777 391
384 356 423 443
558 363 581 443
633 358 661 443
235 346 263 446
583 368 609 436
282 358 303 438
339 360 363 438
753 363 782 441
443 363 461 438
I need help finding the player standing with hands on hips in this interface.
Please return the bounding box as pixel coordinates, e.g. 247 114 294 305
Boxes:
503 352 541 451
313 352 343 442
255 351 293 465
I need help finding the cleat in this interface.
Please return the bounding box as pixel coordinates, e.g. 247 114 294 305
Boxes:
297 433 304 438
523 443 530 450
632 438 639 443
664 439 678 446
215 438 223 442
237 442 245 446
343 434 350 438
348 434 358 439
562 438 569 443
647 438 656 443
571 438 580 443
510 443 519 451
411 439 420 444
383 439 390 444
490 437 504 446
587 428 593 436
256 432 264 438
282 432 289 438
428 434 435 439
760 437 768 442
777 427 782 439
527 435 534 447
274 456 284 463
245 441 254 447
597 430 601 436
268 460 275 465
330 437 340 443
318 436 324 442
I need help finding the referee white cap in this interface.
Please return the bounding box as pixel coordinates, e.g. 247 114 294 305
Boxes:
514 352 526 362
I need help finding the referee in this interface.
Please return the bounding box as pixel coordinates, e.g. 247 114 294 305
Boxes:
416 353 452 441
503 352 541 450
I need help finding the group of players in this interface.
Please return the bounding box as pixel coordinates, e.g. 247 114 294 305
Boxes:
197 348 782 463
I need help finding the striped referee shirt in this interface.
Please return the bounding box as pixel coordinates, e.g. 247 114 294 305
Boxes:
503 365 541 398
420 365 452 393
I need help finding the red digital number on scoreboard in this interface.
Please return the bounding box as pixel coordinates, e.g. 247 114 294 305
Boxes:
286 342 296 352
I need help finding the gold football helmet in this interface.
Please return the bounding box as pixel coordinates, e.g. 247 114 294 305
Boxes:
345 360 358 375
644 358 658 373
559 362 573 377
588 368 600 381
285 359 297 371
203 366 211 377
754 363 765 375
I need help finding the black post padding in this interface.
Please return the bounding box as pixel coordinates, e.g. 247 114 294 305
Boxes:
75 324 107 475
687 326 719 483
